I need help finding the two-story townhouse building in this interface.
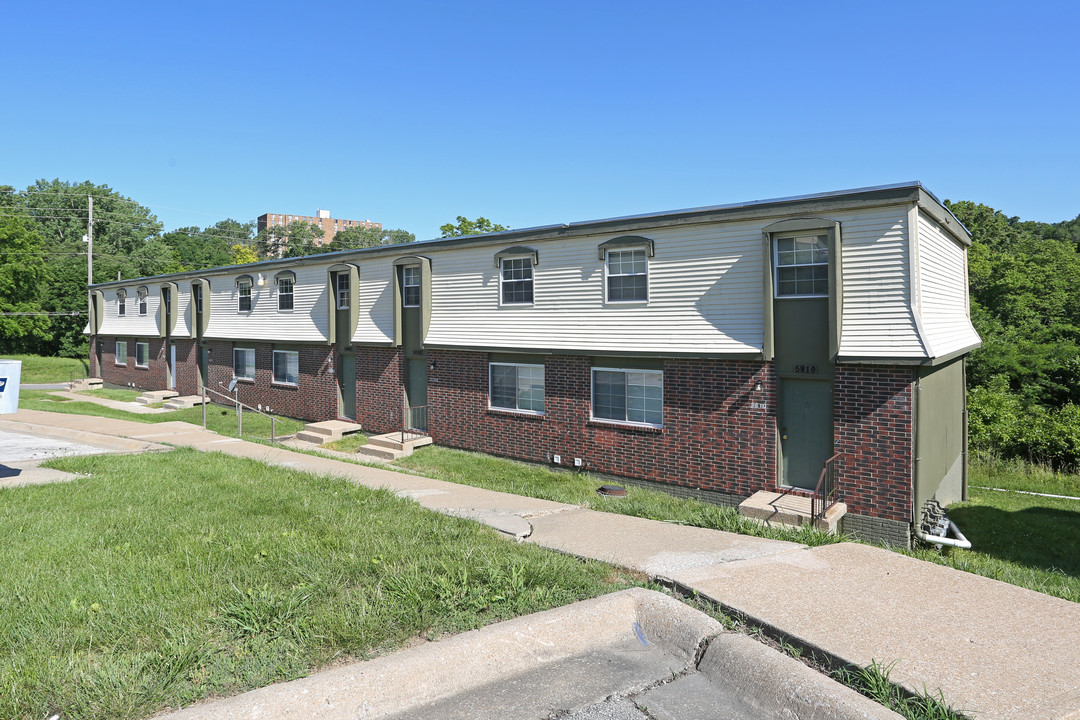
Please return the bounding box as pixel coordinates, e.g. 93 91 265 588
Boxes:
87 182 980 547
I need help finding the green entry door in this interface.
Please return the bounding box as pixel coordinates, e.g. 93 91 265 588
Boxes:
780 378 833 490
338 353 356 420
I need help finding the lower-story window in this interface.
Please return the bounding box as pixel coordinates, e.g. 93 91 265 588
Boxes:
234 348 255 381
489 362 545 414
135 342 149 368
272 349 299 386
591 367 663 427
115 341 128 365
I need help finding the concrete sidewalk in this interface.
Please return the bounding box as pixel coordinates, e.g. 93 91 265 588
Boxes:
4 408 1080 720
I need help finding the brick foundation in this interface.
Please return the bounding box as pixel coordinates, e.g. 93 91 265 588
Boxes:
95 335 169 391
834 365 914 525
427 350 776 498
355 347 404 435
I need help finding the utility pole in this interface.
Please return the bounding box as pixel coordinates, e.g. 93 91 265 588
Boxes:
85 195 93 322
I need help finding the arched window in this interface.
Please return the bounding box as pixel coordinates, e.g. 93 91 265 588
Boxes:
137 286 149 315
116 289 127 317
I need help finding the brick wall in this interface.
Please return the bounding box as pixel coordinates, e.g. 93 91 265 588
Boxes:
174 340 200 396
834 365 914 523
356 347 404 434
427 350 776 498
202 341 336 422
95 336 168 391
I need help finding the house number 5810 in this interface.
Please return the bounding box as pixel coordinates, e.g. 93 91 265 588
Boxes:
793 364 818 374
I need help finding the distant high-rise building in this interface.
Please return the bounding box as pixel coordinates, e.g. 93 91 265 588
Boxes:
257 209 381 246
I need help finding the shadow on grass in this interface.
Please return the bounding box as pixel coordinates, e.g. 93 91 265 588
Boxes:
948 504 1080 576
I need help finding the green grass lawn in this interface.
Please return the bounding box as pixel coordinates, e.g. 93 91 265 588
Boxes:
0 354 89 384
0 449 639 720
901 459 1080 603
76 388 142 402
394 446 841 547
323 432 368 452
17 389 305 441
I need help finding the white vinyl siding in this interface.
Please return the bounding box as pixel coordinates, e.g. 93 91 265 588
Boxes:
423 223 764 355
174 285 192 337
915 212 981 358
204 265 330 342
591 368 663 427
837 206 926 358
272 350 299 385
352 257 395 345
97 287 162 338
234 348 255 380
489 363 544 414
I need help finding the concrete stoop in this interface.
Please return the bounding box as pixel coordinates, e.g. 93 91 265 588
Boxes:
738 490 846 534
358 431 433 461
294 419 364 445
136 390 178 406
162 395 208 410
68 378 103 391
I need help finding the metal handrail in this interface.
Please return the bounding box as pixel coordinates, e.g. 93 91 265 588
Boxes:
401 403 428 444
199 383 279 443
812 453 843 522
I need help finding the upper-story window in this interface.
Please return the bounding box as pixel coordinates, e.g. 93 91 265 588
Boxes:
500 257 534 304
606 249 649 302
277 277 294 311
192 283 203 314
161 287 171 314
237 276 253 312
117 289 127 316
401 266 420 307
137 287 148 315
336 272 350 309
775 234 828 297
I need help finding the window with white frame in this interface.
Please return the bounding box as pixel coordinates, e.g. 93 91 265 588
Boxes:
135 342 149 368
115 340 127 365
277 277 294 311
137 287 148 315
401 266 420 307
489 363 545 414
273 349 299 385
591 368 663 427
237 277 253 312
774 234 829 297
192 283 203 313
500 257 534 304
233 347 255 380
605 249 648 302
336 272 350 309
117 290 127 316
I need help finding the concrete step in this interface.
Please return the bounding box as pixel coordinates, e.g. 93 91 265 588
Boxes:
738 490 846 534
367 432 433 454
162 395 208 410
295 431 329 444
135 390 179 405
300 420 363 443
355 444 404 462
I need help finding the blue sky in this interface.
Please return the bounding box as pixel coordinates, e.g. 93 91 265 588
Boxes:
3 1 1077 239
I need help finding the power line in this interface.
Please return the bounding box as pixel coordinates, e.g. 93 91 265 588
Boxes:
0 311 84 317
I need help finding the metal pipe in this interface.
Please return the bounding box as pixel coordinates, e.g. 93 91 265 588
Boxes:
914 520 971 549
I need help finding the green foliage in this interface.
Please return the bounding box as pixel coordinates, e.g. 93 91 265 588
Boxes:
228 243 260 265
832 660 964 720
161 219 253 270
0 215 52 351
325 226 415 251
438 215 508 237
255 220 325 258
0 354 88 383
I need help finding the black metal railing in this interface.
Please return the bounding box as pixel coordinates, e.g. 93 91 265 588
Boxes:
401 404 428 443
812 453 843 522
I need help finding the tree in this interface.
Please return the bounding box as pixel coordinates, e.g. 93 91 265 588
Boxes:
255 220 325 258
439 216 508 237
162 219 253 270
0 215 52 353
229 243 260 265
325 226 415 252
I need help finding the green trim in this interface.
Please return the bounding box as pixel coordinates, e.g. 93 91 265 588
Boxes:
190 278 211 339
489 352 547 364
837 344 979 366
916 189 971 246
493 245 539 268
160 282 178 337
596 235 654 260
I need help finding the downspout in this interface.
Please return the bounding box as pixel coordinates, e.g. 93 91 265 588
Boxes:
913 521 971 549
